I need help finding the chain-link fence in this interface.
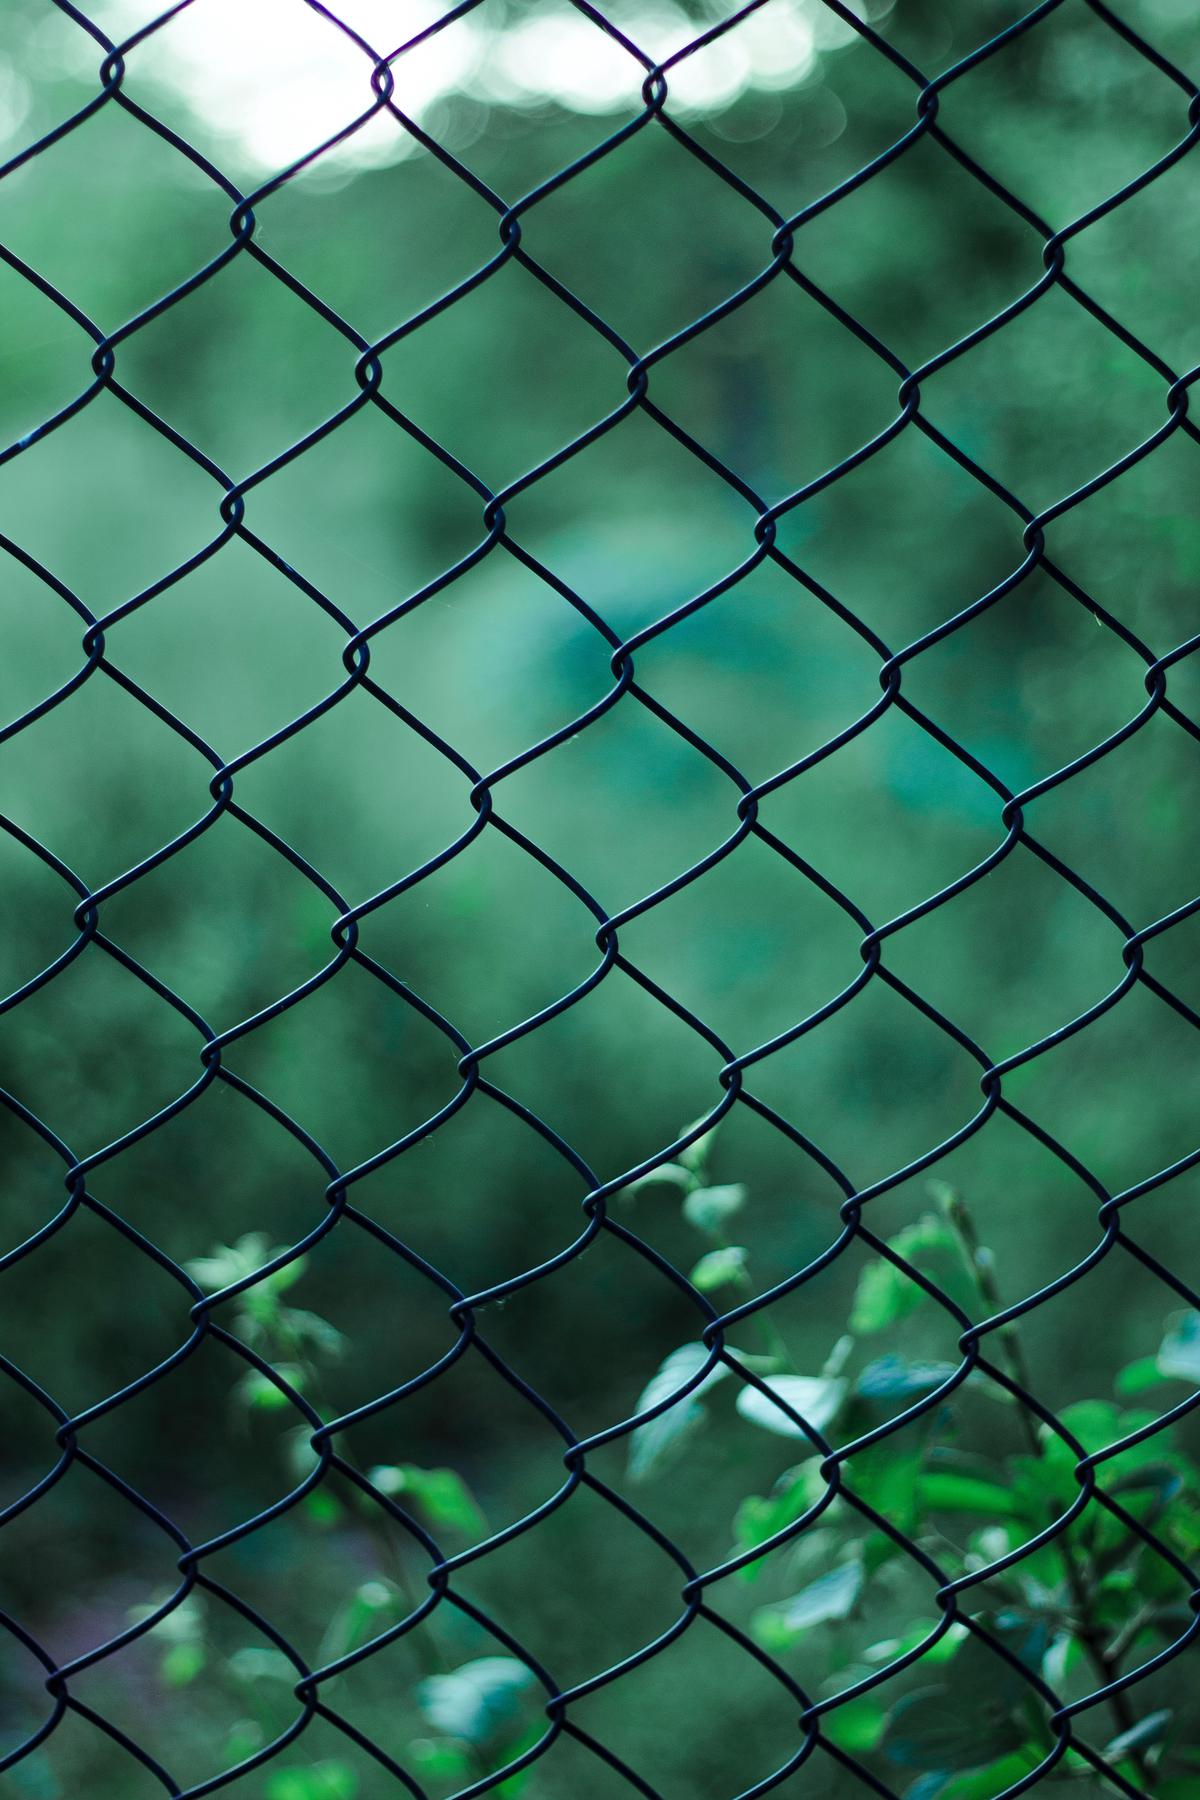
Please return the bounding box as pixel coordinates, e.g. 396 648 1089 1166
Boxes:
3 0 1200 1796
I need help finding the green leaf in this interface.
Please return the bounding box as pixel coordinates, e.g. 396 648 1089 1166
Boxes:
303 1490 342 1529
129 1593 204 1643
284 1428 320 1478
856 1356 957 1401
883 1625 1043 1776
627 1344 729 1480
185 1235 268 1292
285 1308 346 1358
916 1622 968 1665
849 1215 959 1334
227 1646 295 1683
850 1262 912 1336
937 1751 1046 1799
185 1234 306 1295
1042 1631 1084 1689
621 1163 692 1195
917 1473 1025 1519
682 1183 748 1236
1159 1312 1200 1383
728 1348 787 1377
320 1580 399 1661
861 1531 906 1577
1133 1539 1190 1605
1116 1355 1168 1400
407 1739 474 1782
864 1620 959 1665
882 1686 1024 1773
235 1365 306 1409
678 1116 720 1173
1102 1709 1172 1760
417 1656 537 1747
822 1334 855 1378
265 1763 357 1800
821 1698 885 1755
223 1720 265 1766
751 1561 862 1649
160 1641 206 1687
368 1464 487 1537
904 1778 951 1800
1046 1402 1178 1487
735 1373 845 1439
849 1443 923 1532
733 1461 826 1569
689 1246 750 1293
1008 1451 1076 1522
1054 1399 1123 1455
495 1721 548 1795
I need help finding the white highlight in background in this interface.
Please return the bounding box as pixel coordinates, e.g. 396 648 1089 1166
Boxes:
75 0 848 174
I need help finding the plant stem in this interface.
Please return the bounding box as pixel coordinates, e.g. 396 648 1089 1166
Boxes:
943 1193 1146 1776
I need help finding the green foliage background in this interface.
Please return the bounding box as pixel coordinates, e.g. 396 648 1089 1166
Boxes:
1 0 1199 1795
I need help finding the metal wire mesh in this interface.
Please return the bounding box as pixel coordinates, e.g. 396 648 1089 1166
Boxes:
2 0 1199 1795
